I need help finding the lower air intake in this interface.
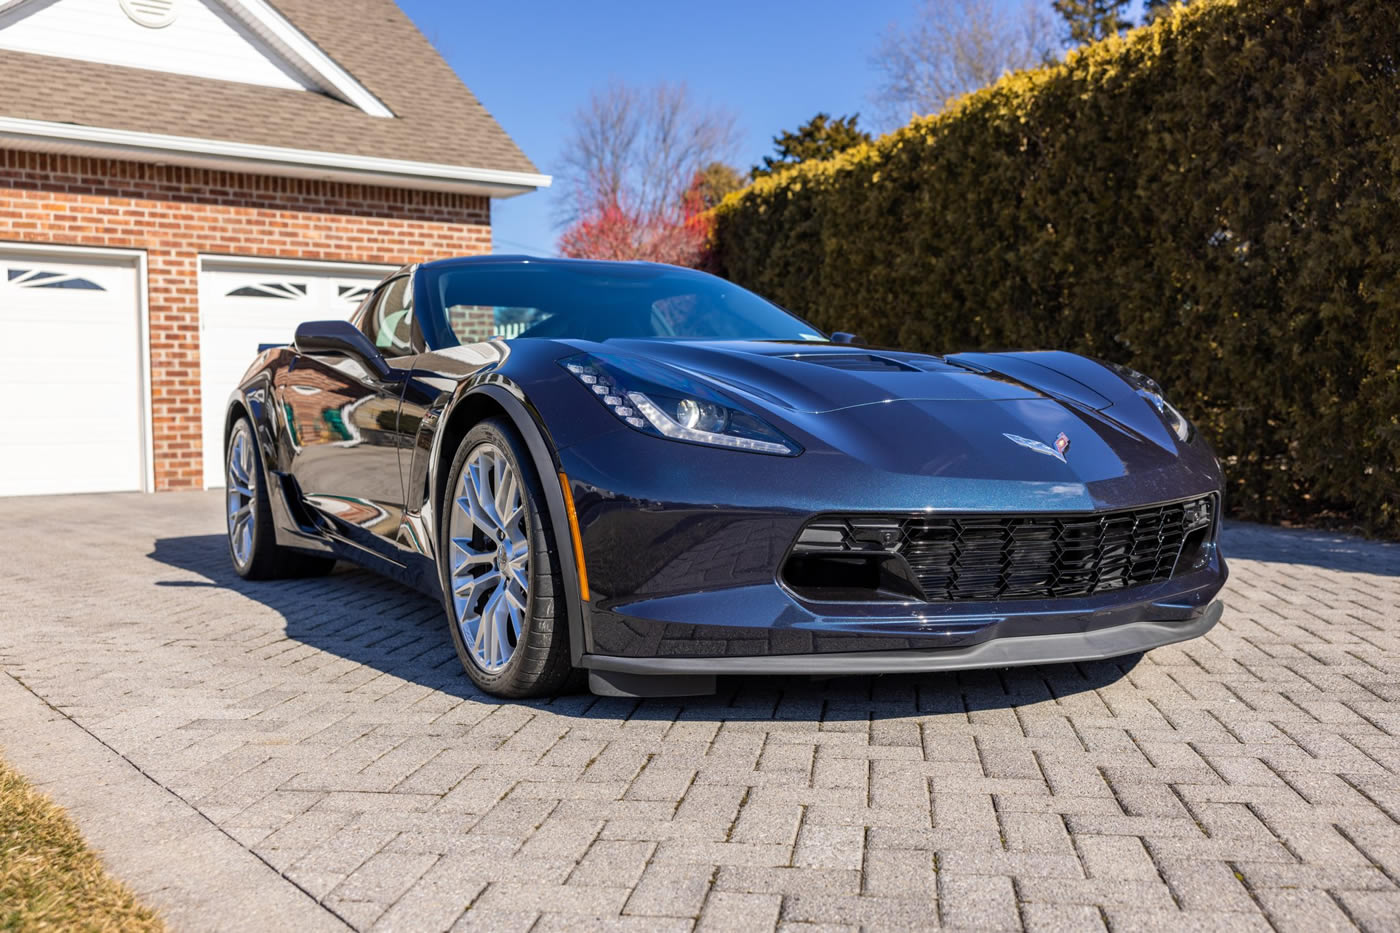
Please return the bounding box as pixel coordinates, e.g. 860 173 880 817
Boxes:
785 497 1215 602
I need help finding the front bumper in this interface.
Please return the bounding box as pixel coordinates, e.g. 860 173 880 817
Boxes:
557 420 1228 689
584 597 1222 680
581 555 1225 660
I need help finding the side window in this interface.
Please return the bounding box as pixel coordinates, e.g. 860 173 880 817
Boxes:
360 276 414 357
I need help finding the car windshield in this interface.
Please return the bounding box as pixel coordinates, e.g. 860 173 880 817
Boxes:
423 261 827 346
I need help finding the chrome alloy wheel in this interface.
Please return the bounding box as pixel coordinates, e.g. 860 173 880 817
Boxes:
449 443 530 672
226 422 257 567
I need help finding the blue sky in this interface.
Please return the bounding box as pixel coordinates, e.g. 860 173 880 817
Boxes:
396 0 1148 257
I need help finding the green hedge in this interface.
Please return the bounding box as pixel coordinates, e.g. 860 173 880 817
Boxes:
711 0 1399 536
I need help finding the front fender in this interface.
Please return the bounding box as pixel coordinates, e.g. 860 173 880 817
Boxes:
420 376 593 663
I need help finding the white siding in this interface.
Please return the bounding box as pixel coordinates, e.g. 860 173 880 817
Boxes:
0 0 315 91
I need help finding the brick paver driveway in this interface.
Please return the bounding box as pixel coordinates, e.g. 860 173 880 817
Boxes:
1 491 1398 932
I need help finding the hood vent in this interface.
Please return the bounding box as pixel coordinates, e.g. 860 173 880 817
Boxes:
779 353 920 373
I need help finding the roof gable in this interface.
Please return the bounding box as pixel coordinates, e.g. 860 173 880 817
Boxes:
0 0 547 195
0 0 391 116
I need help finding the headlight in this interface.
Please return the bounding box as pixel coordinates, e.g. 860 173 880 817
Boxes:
1105 361 1193 442
559 353 802 456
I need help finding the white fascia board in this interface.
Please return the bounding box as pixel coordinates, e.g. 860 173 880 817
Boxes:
0 117 553 198
220 0 394 118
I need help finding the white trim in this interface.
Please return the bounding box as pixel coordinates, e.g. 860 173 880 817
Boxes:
0 240 153 493
138 248 153 493
217 0 393 118
199 254 400 277
0 116 552 198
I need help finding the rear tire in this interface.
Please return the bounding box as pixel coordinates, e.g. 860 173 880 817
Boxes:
439 418 574 698
225 416 336 581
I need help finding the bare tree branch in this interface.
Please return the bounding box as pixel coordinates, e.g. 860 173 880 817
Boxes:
870 0 1056 131
556 81 739 228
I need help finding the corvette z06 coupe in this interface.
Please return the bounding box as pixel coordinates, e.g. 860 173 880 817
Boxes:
223 256 1227 698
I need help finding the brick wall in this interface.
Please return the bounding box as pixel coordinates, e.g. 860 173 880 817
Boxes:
0 149 492 490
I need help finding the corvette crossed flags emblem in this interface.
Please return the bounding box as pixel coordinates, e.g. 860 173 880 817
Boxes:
1003 431 1072 463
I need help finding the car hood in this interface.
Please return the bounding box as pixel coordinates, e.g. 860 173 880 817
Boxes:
577 339 1113 414
558 339 1199 482
804 395 1200 485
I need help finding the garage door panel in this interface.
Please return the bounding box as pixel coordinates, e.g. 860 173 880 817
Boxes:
8 336 143 379
199 263 387 488
0 251 145 496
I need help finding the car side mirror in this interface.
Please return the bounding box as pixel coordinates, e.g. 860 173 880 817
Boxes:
830 332 866 345
293 320 392 378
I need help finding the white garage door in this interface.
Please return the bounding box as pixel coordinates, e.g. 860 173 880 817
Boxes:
199 261 392 488
0 249 145 496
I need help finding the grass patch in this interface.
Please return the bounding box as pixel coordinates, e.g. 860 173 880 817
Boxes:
0 755 164 932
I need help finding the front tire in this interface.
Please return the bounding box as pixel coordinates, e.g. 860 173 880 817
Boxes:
439 418 573 697
225 417 336 580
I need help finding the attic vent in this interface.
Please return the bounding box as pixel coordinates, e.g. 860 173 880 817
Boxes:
780 353 920 373
119 0 178 29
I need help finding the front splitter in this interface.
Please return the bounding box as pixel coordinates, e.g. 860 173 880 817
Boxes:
583 599 1222 696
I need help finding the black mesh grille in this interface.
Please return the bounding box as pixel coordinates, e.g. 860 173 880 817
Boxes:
789 497 1214 601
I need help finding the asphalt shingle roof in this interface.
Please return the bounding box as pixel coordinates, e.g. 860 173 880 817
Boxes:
0 0 539 176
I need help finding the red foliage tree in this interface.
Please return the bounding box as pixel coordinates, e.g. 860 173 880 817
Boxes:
555 82 736 267
558 172 713 267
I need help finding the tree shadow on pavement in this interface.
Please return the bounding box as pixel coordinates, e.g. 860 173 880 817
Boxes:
1221 522 1400 577
149 534 1143 722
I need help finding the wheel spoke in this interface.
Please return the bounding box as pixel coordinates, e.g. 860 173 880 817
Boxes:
494 462 516 525
491 594 512 664
504 586 526 628
506 556 529 592
483 587 505 659
471 460 505 532
450 537 495 573
455 568 500 600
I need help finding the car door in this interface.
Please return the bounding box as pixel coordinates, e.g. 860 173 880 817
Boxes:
277 273 418 554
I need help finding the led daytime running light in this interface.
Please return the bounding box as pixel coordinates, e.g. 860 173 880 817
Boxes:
562 356 800 455
627 392 793 454
567 362 646 428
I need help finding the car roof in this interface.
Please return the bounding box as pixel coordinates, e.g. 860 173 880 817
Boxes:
418 255 683 274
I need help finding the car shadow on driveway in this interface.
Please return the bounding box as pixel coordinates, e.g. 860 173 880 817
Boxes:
149 534 1144 720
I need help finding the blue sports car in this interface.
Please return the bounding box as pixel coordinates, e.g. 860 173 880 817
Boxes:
224 256 1227 697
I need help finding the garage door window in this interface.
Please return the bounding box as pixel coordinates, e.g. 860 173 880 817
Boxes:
225 281 308 299
338 284 374 306
8 268 106 290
